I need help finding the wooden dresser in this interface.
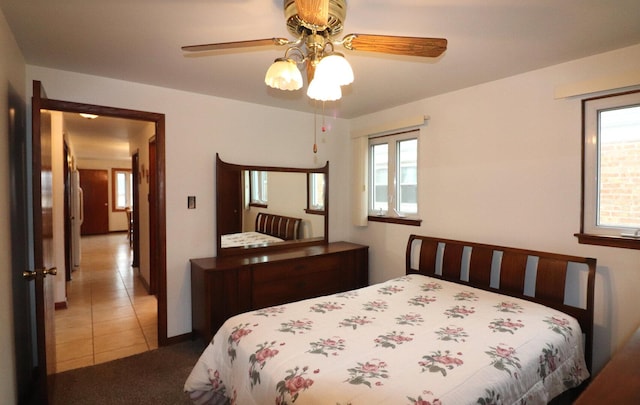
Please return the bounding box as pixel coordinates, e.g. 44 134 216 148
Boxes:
574 325 640 404
190 242 368 341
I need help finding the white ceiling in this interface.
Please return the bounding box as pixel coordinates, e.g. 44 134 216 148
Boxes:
3 0 640 121
62 113 152 161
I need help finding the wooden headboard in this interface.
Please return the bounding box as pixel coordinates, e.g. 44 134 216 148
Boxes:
405 234 597 373
255 212 302 241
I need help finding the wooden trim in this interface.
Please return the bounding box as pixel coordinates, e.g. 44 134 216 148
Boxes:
138 273 151 293
304 208 325 215
368 215 422 226
217 154 329 173
154 117 168 347
54 301 67 310
575 233 640 250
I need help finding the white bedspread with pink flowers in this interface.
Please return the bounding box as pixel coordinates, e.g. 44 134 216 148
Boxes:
220 231 284 248
184 274 589 405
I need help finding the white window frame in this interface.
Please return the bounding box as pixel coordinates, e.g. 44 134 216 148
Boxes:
112 168 132 211
582 89 640 240
368 130 419 219
307 172 325 212
249 170 268 206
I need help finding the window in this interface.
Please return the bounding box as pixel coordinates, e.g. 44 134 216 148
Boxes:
111 168 132 211
307 172 326 213
368 130 419 222
578 89 640 249
250 170 268 207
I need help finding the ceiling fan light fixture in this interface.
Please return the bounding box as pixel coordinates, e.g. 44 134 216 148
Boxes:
264 58 303 91
315 52 353 86
307 77 342 101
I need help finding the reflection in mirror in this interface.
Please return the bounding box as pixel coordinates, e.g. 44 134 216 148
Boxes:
242 170 324 238
216 154 329 256
249 170 268 207
307 172 325 213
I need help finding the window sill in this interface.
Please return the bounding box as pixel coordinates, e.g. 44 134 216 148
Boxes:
305 208 326 216
574 233 640 250
368 215 422 226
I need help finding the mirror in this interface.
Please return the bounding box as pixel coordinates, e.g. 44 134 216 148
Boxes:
216 154 329 256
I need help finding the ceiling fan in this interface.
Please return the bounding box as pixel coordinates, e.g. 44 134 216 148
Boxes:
182 0 447 102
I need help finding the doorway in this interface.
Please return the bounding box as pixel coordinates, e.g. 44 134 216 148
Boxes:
37 95 168 350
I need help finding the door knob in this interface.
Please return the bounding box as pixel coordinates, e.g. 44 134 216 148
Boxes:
43 267 57 276
22 267 57 280
22 270 37 280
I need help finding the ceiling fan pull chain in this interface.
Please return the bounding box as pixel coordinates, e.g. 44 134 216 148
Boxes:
313 101 318 154
322 101 326 132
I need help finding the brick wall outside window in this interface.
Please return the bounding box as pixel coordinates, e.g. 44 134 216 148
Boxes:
600 139 640 228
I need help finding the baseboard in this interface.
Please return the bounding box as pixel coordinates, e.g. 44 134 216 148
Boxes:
138 273 151 293
164 332 194 346
54 301 68 310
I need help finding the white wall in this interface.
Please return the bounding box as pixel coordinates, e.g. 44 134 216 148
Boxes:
26 65 352 339
128 123 155 286
0 7 25 404
349 44 640 375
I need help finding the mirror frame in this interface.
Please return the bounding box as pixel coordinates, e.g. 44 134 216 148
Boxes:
216 154 329 257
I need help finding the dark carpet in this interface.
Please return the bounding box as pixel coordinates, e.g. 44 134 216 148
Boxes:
51 339 207 405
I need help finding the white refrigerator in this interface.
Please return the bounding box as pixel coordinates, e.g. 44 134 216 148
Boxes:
70 170 84 267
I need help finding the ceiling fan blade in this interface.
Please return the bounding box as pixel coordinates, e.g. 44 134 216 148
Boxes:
182 38 291 52
341 34 447 58
295 0 329 27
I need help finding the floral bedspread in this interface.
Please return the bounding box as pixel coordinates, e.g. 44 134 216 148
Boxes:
220 232 284 248
184 274 589 405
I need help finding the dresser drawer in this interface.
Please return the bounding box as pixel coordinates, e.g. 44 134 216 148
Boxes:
252 254 346 308
253 254 342 283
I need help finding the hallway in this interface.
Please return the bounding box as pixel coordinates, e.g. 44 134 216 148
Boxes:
54 233 158 373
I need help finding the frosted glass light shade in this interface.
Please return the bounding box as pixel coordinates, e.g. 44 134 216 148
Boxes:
307 77 342 101
315 53 354 86
264 58 303 91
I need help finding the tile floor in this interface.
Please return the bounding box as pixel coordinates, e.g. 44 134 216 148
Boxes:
54 233 158 373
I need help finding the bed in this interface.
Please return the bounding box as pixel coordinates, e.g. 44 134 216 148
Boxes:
185 234 596 404
220 212 302 248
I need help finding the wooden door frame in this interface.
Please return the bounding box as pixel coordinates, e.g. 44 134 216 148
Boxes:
63 141 71 284
34 81 169 346
148 137 158 295
132 152 140 268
